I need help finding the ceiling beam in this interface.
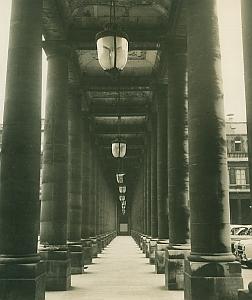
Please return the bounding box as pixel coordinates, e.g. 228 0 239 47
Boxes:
88 90 152 98
93 124 146 134
95 133 145 145
82 75 152 88
91 104 149 117
93 116 146 123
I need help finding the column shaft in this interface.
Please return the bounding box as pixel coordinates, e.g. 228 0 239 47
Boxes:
67 87 82 243
167 50 190 245
187 0 232 259
40 42 70 246
241 1 252 218
89 144 97 236
151 112 158 238
156 86 169 239
184 3 243 299
0 0 42 260
81 115 90 238
146 138 152 236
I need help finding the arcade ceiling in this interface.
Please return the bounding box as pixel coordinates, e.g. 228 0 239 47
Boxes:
42 0 186 191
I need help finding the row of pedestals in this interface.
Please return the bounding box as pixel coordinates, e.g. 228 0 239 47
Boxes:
132 231 252 300
39 231 116 292
132 231 189 290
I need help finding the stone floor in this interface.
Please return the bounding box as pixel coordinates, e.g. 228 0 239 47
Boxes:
45 236 252 300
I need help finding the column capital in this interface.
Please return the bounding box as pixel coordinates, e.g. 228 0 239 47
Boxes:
42 40 71 59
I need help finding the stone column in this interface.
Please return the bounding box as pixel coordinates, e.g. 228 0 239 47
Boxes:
241 1 252 221
156 85 169 239
89 142 98 256
39 41 71 291
151 86 169 266
146 134 152 236
67 84 84 274
150 110 158 238
146 110 158 259
240 3 252 295
185 1 243 299
81 115 90 239
81 115 93 264
165 45 190 288
0 1 45 299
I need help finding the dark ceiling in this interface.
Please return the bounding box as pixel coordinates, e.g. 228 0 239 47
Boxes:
42 0 186 194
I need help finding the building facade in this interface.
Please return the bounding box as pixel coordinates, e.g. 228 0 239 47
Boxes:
226 120 252 224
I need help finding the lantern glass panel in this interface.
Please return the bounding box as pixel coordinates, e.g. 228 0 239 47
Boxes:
97 35 128 71
112 142 126 158
119 195 125 202
119 185 126 193
116 173 124 183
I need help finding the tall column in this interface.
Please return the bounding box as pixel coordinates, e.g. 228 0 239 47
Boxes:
146 135 152 236
146 110 158 260
143 153 147 234
156 85 169 239
150 110 158 238
185 1 243 299
153 85 169 269
39 41 71 291
241 3 252 294
67 85 84 274
241 1 252 221
81 115 93 264
81 115 90 239
165 45 190 289
0 1 45 299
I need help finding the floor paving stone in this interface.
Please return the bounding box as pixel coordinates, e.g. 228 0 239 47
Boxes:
45 236 184 300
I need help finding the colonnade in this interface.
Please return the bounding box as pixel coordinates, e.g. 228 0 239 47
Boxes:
1 0 252 300
131 1 246 300
0 1 117 299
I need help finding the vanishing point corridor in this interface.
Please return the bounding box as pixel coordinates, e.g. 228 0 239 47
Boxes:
1 0 252 299
45 236 183 300
45 236 252 300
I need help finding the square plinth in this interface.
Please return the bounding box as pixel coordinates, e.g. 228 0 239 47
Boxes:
184 259 243 300
0 261 46 300
39 249 71 291
70 251 84 275
165 248 190 290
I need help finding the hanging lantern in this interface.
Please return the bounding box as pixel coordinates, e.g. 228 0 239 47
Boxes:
112 140 126 158
119 185 126 193
96 0 128 74
96 29 128 74
119 195 125 202
116 173 125 183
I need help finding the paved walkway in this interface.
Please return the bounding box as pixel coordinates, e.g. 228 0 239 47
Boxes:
45 236 184 300
45 236 252 300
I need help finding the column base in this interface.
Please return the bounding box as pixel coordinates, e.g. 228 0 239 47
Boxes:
145 237 151 258
97 236 103 254
68 243 84 275
90 237 98 258
39 249 71 291
0 261 46 300
140 235 145 251
82 239 93 265
142 236 147 254
149 238 158 264
165 245 190 290
184 259 243 300
154 240 169 274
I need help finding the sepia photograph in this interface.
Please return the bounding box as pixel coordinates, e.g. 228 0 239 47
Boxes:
0 0 251 299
